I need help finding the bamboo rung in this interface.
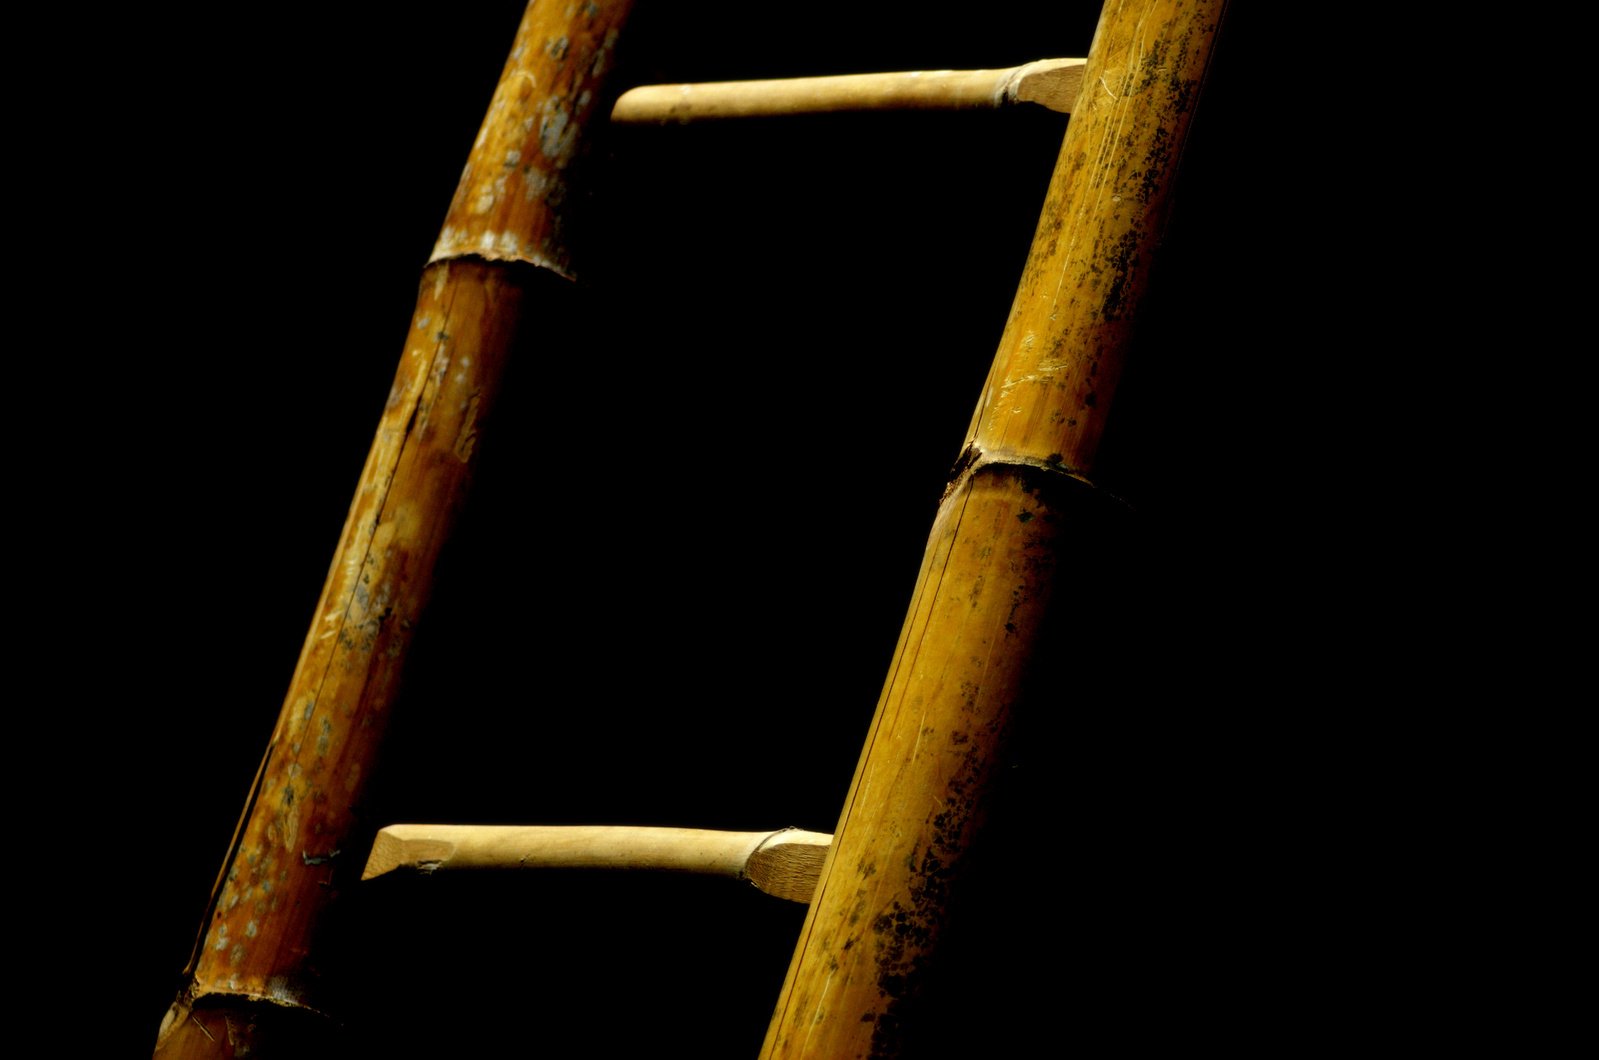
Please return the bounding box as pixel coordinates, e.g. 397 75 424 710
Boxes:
363 824 832 903
611 58 1086 123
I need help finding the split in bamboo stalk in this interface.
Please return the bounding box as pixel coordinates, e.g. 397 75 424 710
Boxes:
364 824 832 903
610 57 1085 123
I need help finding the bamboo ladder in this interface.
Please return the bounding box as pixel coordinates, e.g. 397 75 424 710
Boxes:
154 3 1228 1055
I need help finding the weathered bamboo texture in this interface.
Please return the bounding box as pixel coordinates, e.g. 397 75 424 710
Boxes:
153 4 633 1056
611 58 1086 122
363 824 832 902
760 3 1228 1056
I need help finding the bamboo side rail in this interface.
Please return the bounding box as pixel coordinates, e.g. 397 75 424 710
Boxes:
153 3 634 1055
760 3 1229 1055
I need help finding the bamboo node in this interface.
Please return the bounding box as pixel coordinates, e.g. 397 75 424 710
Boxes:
941 444 1102 505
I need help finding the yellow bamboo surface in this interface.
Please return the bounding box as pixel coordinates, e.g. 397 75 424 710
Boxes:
154 3 634 1056
760 3 1229 1056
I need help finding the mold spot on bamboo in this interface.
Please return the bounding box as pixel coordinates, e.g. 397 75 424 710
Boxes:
538 97 574 164
589 27 619 80
384 379 407 411
264 977 302 1008
522 166 551 202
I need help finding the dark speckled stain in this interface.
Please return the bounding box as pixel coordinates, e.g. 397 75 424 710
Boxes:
864 740 988 1058
853 468 1125 1055
1100 227 1143 321
848 891 870 927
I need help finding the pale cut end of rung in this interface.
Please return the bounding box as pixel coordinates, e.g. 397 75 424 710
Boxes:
363 826 455 880
744 829 833 903
1005 57 1088 114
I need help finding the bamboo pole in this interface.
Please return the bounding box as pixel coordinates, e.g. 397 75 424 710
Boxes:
363 824 832 902
153 3 634 1056
759 3 1229 1056
611 58 1087 122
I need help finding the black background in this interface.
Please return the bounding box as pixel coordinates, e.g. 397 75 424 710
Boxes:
28 4 1389 1055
